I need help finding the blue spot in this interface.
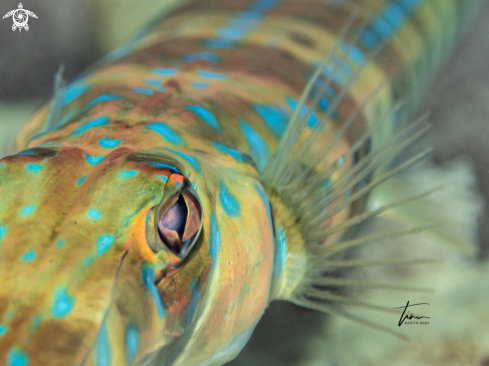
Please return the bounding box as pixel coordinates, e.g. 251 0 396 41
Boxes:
20 205 36 216
62 82 89 105
0 226 7 242
76 176 87 185
217 27 248 40
86 208 102 220
284 97 318 129
202 39 236 49
235 11 264 19
211 142 249 163
342 43 365 64
146 162 179 173
57 107 79 127
191 82 210 88
398 0 421 12
26 164 42 173
209 214 221 269
168 149 201 173
17 151 36 156
152 68 178 77
319 97 329 111
96 235 114 256
141 265 166 318
84 154 106 165
83 95 126 111
322 177 332 188
51 288 74 318
156 175 168 182
183 51 220 63
95 322 111 366
81 256 94 267
126 324 139 363
31 316 42 330
71 116 110 137
0 324 7 336
185 105 221 131
133 88 154 95
197 70 227 80
144 79 162 86
372 16 393 37
238 120 269 171
7 348 29 366
228 18 259 27
21 250 36 262
324 66 344 85
0 163 4 168
119 170 139 178
99 137 122 148
252 104 288 137
145 123 185 145
57 238 65 247
360 28 380 49
219 183 241 217
384 3 405 28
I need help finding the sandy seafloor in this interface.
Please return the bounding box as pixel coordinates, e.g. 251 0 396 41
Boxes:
0 1 488 365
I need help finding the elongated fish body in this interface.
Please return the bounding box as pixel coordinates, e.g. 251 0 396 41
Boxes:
0 0 481 365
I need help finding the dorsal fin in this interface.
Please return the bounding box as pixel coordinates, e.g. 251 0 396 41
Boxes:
262 6 480 339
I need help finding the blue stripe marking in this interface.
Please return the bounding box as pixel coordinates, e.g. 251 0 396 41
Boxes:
95 322 112 366
238 120 269 171
219 183 241 217
83 95 126 111
217 27 249 40
211 142 249 163
185 282 201 327
17 151 36 156
145 123 185 145
0 226 6 242
0 324 7 336
84 154 106 165
133 88 154 95
235 11 265 20
119 170 139 178
271 226 287 292
141 265 166 318
57 107 79 127
228 18 259 27
21 250 36 262
197 70 227 80
71 116 110 137
96 235 114 256
62 82 89 105
99 137 122 148
185 105 221 131
342 43 365 65
86 208 102 220
168 149 201 173
202 39 236 49
20 205 36 216
51 288 74 318
384 3 406 27
183 51 220 63
144 79 162 86
26 164 43 173
284 97 318 128
153 68 178 77
252 104 288 137
76 176 87 186
126 324 139 364
156 175 168 182
191 82 210 89
209 214 221 269
255 183 273 234
7 348 29 366
146 162 179 173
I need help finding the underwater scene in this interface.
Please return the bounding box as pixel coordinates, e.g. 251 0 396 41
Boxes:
0 0 488 365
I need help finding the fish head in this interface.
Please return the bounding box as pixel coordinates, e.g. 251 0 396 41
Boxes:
0 143 275 366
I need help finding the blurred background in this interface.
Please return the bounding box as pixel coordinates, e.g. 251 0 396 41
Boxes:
0 0 488 365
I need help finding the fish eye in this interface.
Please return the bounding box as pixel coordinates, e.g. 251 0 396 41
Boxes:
148 174 202 266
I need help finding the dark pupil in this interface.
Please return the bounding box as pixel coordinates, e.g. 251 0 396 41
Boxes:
158 195 188 254
160 195 187 237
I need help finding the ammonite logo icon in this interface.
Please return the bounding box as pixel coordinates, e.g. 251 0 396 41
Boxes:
2 3 38 32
